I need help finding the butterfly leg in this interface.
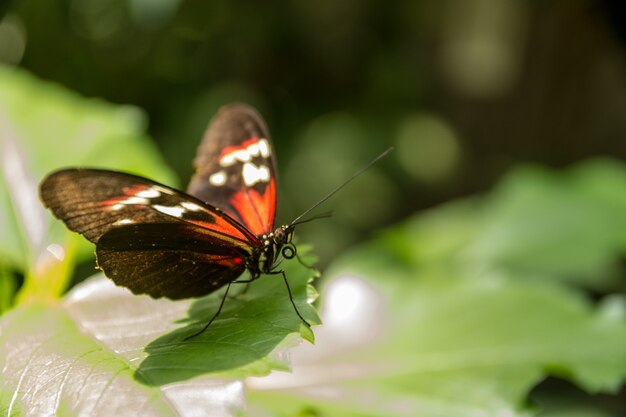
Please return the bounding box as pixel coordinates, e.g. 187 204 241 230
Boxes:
269 269 311 328
184 282 233 340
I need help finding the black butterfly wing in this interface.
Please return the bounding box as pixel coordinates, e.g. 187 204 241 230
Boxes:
40 168 258 299
187 104 278 236
96 223 246 299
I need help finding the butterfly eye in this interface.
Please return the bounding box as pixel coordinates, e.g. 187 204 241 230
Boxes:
273 227 286 244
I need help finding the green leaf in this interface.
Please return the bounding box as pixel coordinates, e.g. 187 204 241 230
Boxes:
0 65 176 303
464 159 626 288
0 249 319 416
1 305 187 417
374 158 626 290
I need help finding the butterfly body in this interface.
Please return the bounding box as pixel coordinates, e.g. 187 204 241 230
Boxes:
40 105 298 302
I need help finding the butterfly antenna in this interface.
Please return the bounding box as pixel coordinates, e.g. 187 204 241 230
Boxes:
290 211 333 226
290 147 393 226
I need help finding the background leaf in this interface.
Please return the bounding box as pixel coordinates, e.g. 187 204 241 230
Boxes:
464 159 626 288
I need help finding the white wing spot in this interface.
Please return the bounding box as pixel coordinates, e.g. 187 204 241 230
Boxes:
258 139 270 157
136 188 161 198
181 201 201 211
234 149 251 162
220 138 271 167
115 218 135 225
242 163 270 186
153 185 174 195
122 196 149 205
154 204 185 217
248 143 259 156
209 170 227 186
111 203 124 211
221 154 235 166
220 149 251 166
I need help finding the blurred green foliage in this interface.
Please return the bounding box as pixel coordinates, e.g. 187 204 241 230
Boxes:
465 161 626 287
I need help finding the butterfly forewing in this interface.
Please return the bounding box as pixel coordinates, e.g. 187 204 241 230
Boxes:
40 168 259 298
187 104 278 236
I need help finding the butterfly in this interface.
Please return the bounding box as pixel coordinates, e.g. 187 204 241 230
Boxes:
40 103 391 337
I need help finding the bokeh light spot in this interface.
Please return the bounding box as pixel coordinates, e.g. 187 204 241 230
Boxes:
322 274 385 341
395 114 461 184
439 0 528 98
0 15 26 66
70 0 124 41
129 0 179 30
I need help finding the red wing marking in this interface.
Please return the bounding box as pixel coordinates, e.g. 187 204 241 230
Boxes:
205 255 244 267
229 179 276 236
122 185 149 195
219 137 261 159
182 204 258 245
187 218 253 245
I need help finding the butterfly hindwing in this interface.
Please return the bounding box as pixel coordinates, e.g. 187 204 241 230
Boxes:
187 104 277 236
96 223 246 299
40 168 259 299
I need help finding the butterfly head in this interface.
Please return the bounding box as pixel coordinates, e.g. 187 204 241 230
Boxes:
273 224 294 246
259 224 296 268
